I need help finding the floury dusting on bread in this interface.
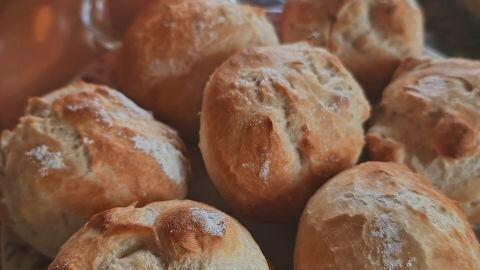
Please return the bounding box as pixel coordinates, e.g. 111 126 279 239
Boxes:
82 137 94 145
131 134 186 184
367 57 480 223
116 0 278 138
48 201 270 270
0 82 190 258
280 0 424 100
370 214 415 270
65 98 113 127
25 145 65 177
2 0 480 269
200 43 370 221
295 162 480 270
189 207 226 236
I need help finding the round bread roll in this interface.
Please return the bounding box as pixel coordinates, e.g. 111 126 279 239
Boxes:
280 0 424 100
48 200 269 270
116 0 279 139
0 81 190 257
200 43 370 222
295 162 480 270
366 58 480 223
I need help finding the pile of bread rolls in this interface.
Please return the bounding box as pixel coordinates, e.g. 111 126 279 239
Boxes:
1 0 479 269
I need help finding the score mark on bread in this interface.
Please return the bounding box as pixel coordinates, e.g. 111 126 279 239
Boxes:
0 81 191 258
49 200 269 270
367 57 480 223
295 162 480 270
116 0 279 138
200 43 371 222
280 0 424 100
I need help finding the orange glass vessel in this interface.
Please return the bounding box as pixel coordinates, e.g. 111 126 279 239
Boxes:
0 0 150 130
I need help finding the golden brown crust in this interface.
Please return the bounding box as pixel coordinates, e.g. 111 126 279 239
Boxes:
366 58 480 223
0 81 191 257
200 43 370 222
48 200 269 270
116 0 278 139
280 0 424 100
295 162 480 270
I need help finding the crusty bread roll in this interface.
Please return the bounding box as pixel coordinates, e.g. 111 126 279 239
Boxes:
295 162 480 270
48 200 269 270
280 0 424 100
116 0 279 139
200 43 370 222
0 81 190 257
366 58 480 223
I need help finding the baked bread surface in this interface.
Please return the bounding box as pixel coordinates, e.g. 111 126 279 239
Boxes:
280 0 424 100
48 200 269 270
200 43 370 221
116 0 279 138
0 81 190 257
367 58 480 223
295 162 480 270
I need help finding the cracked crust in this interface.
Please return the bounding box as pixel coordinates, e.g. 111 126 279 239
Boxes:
0 81 191 257
295 162 480 270
116 0 278 139
280 0 424 100
199 43 370 222
367 57 480 223
48 200 269 270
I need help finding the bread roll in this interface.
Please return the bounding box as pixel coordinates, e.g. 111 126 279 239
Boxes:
366 58 480 223
116 0 279 139
0 81 190 257
200 43 370 222
48 200 269 270
295 162 480 270
280 0 424 100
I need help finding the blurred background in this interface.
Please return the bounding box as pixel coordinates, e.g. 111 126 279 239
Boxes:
0 0 479 131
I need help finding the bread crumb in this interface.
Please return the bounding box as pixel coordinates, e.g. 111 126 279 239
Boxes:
190 207 226 236
26 145 65 177
131 135 185 184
